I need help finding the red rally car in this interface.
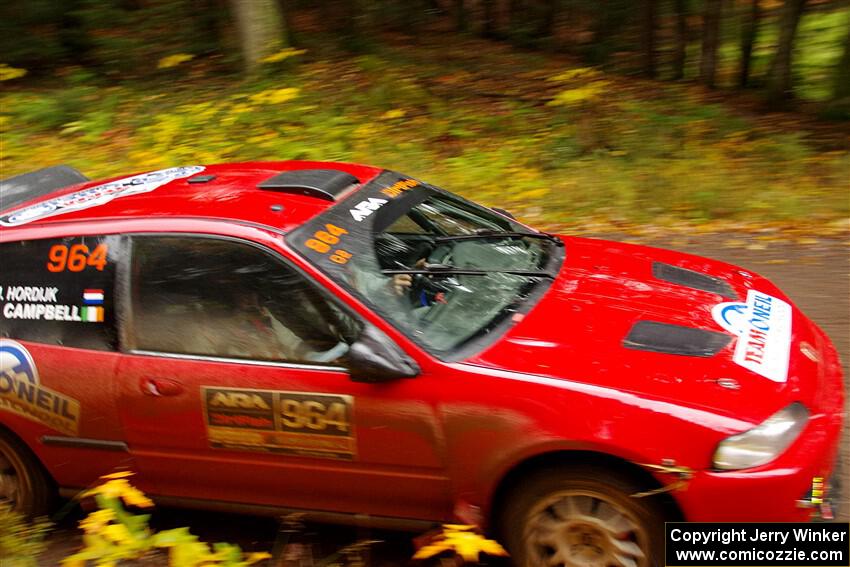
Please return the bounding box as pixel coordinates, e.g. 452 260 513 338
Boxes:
0 161 844 565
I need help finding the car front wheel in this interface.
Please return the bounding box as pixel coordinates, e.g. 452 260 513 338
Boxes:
501 466 665 567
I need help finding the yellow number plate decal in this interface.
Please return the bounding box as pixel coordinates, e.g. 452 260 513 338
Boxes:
202 387 355 460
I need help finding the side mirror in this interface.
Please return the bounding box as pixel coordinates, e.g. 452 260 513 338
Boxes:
345 324 420 383
491 207 516 220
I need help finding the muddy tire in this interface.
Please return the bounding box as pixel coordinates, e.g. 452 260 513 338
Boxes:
0 430 52 517
500 466 666 567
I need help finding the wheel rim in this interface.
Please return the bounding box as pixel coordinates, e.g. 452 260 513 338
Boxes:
0 448 23 509
524 490 649 567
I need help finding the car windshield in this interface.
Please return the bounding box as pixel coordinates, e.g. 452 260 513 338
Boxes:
286 171 563 359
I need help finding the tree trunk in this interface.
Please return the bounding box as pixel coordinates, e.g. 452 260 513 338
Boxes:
537 0 559 42
738 0 760 87
275 0 292 47
350 0 375 40
229 0 285 72
700 0 722 87
833 17 850 101
589 0 613 64
508 0 524 44
455 0 468 32
481 0 497 38
425 0 443 15
642 0 657 78
189 0 225 56
765 0 808 103
58 0 93 64
672 0 688 80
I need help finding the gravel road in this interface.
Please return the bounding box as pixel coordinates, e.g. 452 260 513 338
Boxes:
37 235 849 565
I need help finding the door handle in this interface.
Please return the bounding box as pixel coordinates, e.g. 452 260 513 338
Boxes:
141 377 184 397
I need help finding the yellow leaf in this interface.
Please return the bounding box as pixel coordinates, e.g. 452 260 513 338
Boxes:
158 53 194 69
443 524 476 531
80 508 116 533
381 109 406 120
246 552 273 564
82 478 154 508
547 82 608 106
0 64 27 81
413 525 508 563
413 541 454 560
249 87 300 105
260 48 307 64
101 471 134 480
103 523 135 545
547 67 601 82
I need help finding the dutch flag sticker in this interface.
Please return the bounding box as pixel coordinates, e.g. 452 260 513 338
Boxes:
83 289 104 305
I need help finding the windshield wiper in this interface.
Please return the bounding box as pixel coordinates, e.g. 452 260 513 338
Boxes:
434 230 563 245
382 263 555 279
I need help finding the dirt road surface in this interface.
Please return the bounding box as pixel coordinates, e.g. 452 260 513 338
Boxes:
38 235 849 565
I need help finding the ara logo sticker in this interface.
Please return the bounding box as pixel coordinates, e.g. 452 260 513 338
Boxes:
712 290 792 383
203 387 355 460
0 166 205 227
0 339 80 435
349 197 387 222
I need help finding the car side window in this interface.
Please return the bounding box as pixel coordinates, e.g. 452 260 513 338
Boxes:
0 236 123 351
129 236 361 365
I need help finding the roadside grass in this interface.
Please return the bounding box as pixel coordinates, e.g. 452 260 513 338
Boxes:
1 29 848 236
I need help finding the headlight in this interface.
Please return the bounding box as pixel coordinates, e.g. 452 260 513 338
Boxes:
713 402 809 470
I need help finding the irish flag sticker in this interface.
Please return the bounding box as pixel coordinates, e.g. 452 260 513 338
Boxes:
81 306 103 322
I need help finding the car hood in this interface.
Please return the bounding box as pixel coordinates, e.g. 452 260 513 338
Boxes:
468 235 827 426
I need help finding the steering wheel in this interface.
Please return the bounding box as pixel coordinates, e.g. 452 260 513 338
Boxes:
408 271 453 308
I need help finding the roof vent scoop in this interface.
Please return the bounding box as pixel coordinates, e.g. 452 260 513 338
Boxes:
0 165 89 213
623 320 731 357
258 169 359 201
652 262 737 299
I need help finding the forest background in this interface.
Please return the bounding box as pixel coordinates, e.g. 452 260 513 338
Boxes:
1 0 849 235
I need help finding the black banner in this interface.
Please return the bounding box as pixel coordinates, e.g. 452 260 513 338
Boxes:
666 523 849 566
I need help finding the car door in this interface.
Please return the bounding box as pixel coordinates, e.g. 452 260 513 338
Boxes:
0 235 137 489
115 234 451 521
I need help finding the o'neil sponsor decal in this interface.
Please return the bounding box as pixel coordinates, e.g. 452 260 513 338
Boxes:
0 339 80 435
0 166 205 227
712 290 792 383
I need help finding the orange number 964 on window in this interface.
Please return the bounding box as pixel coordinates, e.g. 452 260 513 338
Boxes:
305 224 352 265
47 243 108 272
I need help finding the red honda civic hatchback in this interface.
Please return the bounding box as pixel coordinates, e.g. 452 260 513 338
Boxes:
0 161 844 565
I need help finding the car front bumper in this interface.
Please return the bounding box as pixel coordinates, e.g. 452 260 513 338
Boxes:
674 409 844 522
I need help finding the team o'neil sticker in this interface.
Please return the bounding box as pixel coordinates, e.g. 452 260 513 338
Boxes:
0 166 205 227
0 339 81 435
712 290 792 383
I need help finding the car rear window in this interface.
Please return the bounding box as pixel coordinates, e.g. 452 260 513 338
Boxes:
0 236 123 351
